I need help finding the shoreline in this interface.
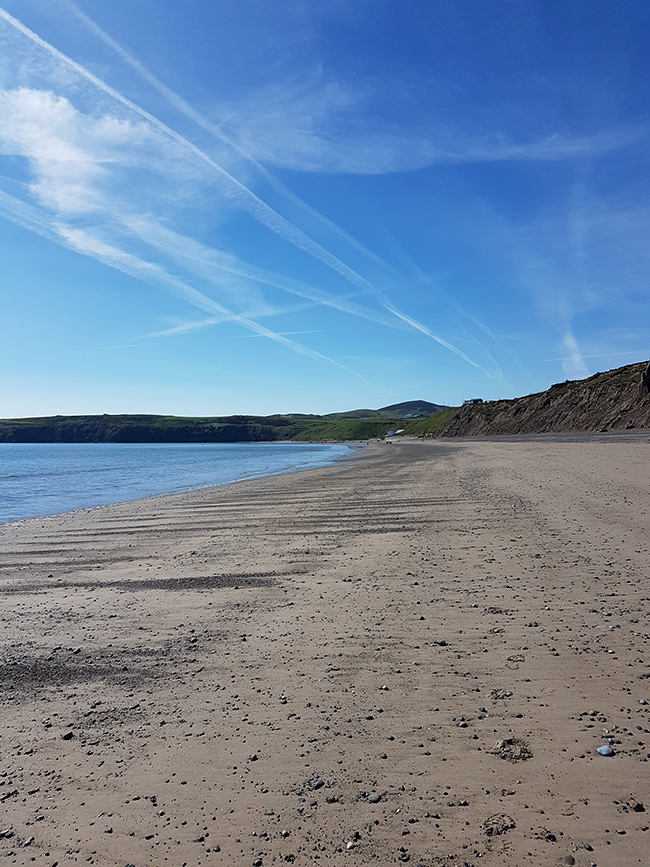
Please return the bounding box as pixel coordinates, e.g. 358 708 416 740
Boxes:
1 437 649 866
0 441 368 527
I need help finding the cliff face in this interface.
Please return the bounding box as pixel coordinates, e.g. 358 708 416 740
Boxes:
438 360 650 437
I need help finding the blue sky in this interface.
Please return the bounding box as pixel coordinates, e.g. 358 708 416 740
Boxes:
1 0 649 417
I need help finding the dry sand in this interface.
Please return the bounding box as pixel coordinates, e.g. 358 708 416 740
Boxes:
1 435 649 867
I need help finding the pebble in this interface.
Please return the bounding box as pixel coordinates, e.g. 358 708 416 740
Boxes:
597 744 614 756
368 793 381 803
312 778 325 790
249 754 258 761
281 830 290 838
583 843 593 851
563 856 575 866
640 699 647 705
346 841 355 849
61 731 74 741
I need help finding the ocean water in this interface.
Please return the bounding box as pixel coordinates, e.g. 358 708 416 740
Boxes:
0 442 357 524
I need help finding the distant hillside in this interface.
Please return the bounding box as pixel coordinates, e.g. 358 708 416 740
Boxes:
0 399 446 444
405 360 650 438
377 399 447 418
9 362 647 444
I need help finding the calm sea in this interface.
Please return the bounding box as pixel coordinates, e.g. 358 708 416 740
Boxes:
0 442 358 525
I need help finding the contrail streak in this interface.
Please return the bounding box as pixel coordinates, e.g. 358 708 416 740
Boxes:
117 215 419 334
59 0 399 279
0 189 372 383
53 0 495 371
0 6 487 374
382 303 487 372
0 6 372 290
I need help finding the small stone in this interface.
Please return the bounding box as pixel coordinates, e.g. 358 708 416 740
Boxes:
380 685 389 690
640 699 647 705
583 843 593 851
249 754 258 761
212 845 221 852
281 830 290 838
597 744 614 756
368 793 381 803
22 837 34 847
563 856 575 865
346 841 355 850
458 721 468 728
312 779 325 790
380 753 388 759
253 860 263 866
61 731 74 740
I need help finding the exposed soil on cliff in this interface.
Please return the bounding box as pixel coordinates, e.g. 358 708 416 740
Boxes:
437 360 650 437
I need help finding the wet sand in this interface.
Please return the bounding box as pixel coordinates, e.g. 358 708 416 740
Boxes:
1 436 649 867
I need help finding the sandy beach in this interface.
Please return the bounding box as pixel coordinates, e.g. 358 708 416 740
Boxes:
1 435 649 867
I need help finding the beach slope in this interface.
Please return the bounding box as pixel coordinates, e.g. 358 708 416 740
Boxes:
1 435 649 866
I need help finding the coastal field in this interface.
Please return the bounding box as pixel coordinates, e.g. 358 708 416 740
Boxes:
1 435 649 867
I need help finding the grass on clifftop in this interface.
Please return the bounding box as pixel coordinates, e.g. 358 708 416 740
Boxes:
400 407 460 436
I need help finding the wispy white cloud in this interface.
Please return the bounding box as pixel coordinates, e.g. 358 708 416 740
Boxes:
59 0 404 285
0 187 371 381
0 5 498 379
561 331 588 378
53 223 377 384
206 78 633 176
51 0 588 385
0 87 148 213
0 7 374 290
